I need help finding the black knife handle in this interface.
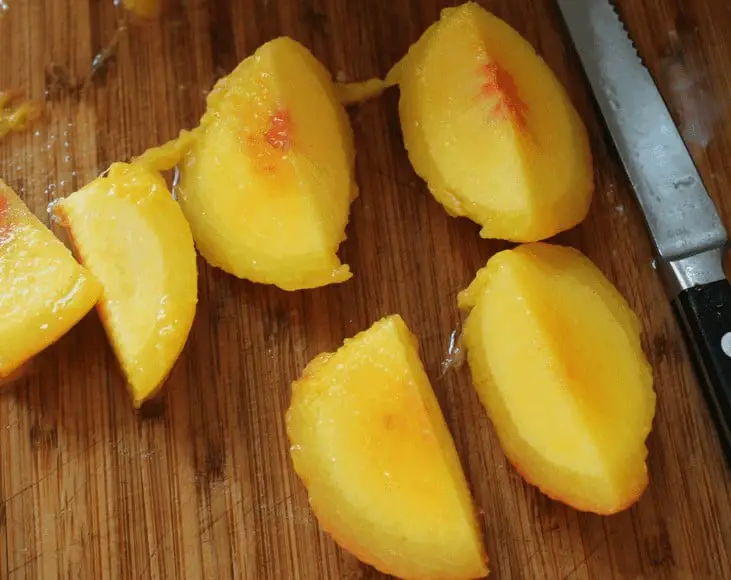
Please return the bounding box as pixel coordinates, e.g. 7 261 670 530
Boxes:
674 280 731 462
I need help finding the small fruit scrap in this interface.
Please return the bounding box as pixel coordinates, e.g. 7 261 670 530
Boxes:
177 37 358 291
0 180 101 379
386 2 593 242
0 90 42 139
458 243 655 514
132 129 197 173
286 315 488 580
54 162 197 406
335 78 387 105
121 0 162 20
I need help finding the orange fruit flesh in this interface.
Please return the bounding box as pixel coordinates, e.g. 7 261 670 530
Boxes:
459 244 655 513
390 2 593 242
335 78 387 105
55 163 197 406
0 181 100 378
0 90 42 139
177 37 357 290
287 315 488 580
122 0 162 19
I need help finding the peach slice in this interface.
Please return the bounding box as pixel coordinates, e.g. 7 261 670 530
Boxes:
177 37 357 291
0 180 100 379
286 315 488 579
54 162 197 406
458 243 655 514
386 2 593 242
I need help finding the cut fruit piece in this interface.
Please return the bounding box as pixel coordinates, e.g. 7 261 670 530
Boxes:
54 162 198 406
122 0 162 19
132 129 196 172
0 89 42 139
387 2 593 242
0 180 100 379
286 315 488 580
458 243 655 514
335 78 387 105
177 37 358 291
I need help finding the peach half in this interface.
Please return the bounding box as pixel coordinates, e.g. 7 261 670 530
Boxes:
55 162 197 406
0 180 100 379
177 37 358 291
459 243 655 514
286 315 488 579
387 2 593 242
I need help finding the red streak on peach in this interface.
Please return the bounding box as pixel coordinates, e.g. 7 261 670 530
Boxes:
265 110 293 151
482 62 528 128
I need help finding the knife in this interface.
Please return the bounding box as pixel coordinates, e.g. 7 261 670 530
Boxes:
556 0 731 462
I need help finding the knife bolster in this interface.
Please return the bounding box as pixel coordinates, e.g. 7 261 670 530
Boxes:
659 247 728 299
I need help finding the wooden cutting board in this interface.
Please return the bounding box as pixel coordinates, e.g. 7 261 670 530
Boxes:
2 0 731 578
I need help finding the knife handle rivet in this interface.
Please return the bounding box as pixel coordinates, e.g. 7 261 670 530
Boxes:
721 332 731 358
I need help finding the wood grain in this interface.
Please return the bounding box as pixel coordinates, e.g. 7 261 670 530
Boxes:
2 0 731 578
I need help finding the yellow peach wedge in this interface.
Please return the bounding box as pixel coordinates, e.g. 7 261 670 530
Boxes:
286 315 488 580
0 180 100 379
177 37 357 291
458 243 655 514
55 162 197 406
387 2 593 242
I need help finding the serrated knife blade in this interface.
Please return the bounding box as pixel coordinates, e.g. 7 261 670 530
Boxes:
557 0 726 263
557 0 731 464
